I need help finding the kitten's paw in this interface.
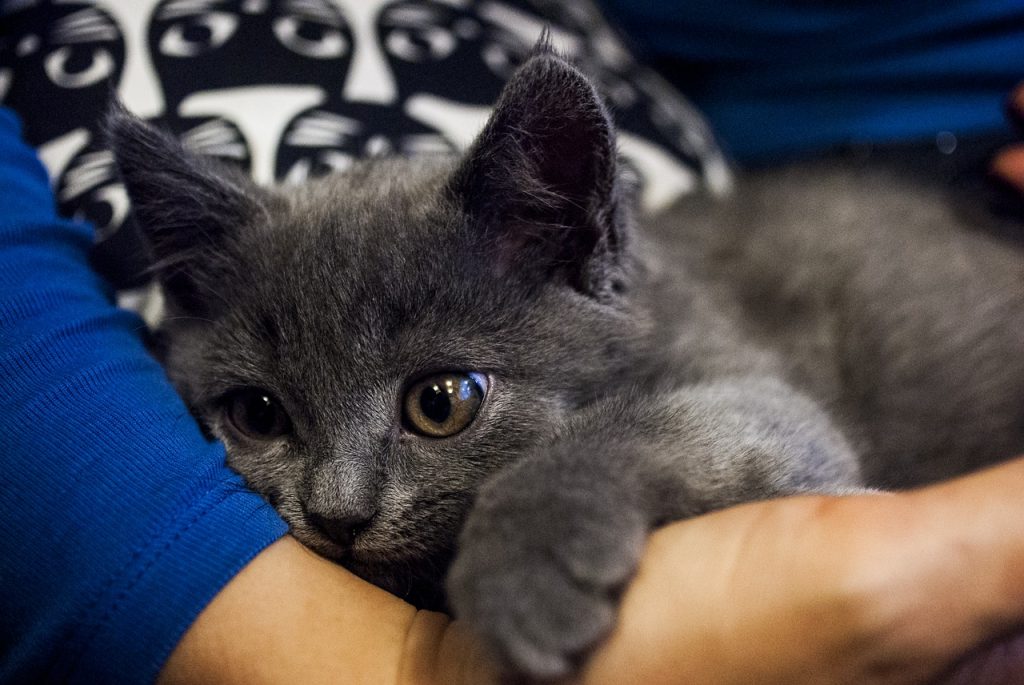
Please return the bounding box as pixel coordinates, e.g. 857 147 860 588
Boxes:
447 473 646 680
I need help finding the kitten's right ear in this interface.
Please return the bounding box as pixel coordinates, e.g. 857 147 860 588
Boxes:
105 103 263 314
447 45 629 300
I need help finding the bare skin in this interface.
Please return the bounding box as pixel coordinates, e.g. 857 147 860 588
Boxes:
159 457 1024 685
156 536 498 685
992 84 1024 194
582 459 1024 685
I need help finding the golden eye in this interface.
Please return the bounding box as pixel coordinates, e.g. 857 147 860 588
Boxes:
403 372 487 438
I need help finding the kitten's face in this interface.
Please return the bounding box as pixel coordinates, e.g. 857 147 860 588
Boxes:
165 161 637 603
110 49 639 606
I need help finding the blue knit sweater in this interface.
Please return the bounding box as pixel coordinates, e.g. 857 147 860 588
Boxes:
0 108 288 683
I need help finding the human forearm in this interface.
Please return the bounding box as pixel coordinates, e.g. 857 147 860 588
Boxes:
164 458 1024 685
0 107 287 682
582 457 1024 685
158 536 498 685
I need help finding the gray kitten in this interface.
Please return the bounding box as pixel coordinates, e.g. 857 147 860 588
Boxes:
107 49 1024 679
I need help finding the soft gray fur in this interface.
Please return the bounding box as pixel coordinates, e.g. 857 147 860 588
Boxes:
106 49 1024 680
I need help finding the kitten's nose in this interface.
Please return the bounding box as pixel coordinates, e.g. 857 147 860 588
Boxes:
307 511 372 548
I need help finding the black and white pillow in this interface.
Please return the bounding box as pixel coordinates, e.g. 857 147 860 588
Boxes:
0 0 730 289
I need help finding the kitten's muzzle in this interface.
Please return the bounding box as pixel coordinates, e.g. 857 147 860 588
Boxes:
307 511 373 549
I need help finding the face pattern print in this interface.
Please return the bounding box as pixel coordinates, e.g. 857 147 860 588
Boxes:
0 0 728 289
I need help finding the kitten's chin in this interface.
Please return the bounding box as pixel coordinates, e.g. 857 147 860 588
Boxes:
350 560 449 611
342 552 451 611
291 528 451 609
290 528 349 564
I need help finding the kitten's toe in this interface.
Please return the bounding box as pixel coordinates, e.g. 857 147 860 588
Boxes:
501 634 574 681
510 573 618 674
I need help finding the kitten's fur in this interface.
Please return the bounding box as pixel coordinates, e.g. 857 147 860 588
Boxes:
107 49 1024 679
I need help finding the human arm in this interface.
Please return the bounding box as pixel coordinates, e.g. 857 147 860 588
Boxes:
584 457 1024 685
156 536 498 685
157 457 1024 685
992 83 1024 196
0 106 286 682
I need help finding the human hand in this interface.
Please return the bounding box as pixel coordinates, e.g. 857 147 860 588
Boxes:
577 457 1024 685
991 83 1024 198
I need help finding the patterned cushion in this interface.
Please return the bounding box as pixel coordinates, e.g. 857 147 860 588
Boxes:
0 0 730 288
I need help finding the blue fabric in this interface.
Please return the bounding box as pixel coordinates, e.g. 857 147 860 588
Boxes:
600 0 1024 163
0 107 288 684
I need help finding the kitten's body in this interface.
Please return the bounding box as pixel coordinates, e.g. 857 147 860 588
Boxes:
645 155 1024 488
108 51 1024 679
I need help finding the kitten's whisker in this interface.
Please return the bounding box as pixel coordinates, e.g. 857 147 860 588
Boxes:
160 315 217 325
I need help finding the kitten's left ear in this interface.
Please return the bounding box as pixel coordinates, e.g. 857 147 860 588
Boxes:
449 46 630 299
105 103 265 315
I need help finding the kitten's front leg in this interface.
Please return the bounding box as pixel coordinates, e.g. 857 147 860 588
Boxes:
447 377 863 680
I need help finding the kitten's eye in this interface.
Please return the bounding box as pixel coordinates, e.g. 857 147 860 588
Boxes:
404 372 487 438
224 389 292 440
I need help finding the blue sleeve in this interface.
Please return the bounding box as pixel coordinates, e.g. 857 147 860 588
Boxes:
0 107 289 684
600 0 1024 162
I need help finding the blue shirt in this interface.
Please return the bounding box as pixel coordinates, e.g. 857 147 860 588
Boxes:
0 107 288 684
600 0 1024 163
